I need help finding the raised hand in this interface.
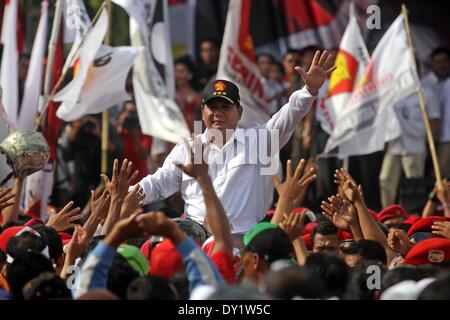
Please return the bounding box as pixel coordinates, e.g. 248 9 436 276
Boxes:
321 194 357 230
121 184 145 219
101 159 139 201
90 187 111 222
294 50 337 96
273 159 317 201
432 221 450 239
387 228 412 255
0 186 15 211
136 211 177 238
333 168 363 203
279 212 306 241
46 201 82 232
64 225 88 260
173 135 213 180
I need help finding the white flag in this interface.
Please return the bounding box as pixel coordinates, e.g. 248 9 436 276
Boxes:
317 4 369 134
63 0 91 73
115 0 190 143
53 8 107 116
55 45 140 121
325 14 420 158
17 1 48 130
217 0 269 127
0 0 19 129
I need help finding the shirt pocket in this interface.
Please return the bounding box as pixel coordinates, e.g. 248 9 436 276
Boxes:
227 153 250 185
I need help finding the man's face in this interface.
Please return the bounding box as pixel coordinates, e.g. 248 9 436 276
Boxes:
201 98 242 133
432 52 450 79
257 55 272 79
313 233 340 254
344 254 361 268
200 41 219 67
283 53 301 76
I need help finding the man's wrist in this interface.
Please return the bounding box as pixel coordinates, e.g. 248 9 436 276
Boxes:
167 224 187 245
305 85 318 96
197 174 212 186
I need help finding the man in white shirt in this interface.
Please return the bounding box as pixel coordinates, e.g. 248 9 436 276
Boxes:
422 47 449 99
138 50 336 237
421 47 449 179
440 78 450 178
379 85 441 207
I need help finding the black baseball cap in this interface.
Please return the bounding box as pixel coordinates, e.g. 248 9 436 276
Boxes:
202 79 240 106
243 222 293 263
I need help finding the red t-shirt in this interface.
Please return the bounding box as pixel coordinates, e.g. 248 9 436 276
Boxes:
210 251 237 284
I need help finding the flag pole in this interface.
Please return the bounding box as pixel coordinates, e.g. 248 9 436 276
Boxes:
401 4 443 191
101 0 112 179
36 1 107 130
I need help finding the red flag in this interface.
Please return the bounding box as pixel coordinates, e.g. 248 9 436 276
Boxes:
43 23 63 163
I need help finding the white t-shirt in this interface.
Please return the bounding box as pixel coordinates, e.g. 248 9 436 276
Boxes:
387 85 441 155
440 78 450 143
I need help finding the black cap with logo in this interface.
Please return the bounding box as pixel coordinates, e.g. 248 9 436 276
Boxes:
202 79 240 106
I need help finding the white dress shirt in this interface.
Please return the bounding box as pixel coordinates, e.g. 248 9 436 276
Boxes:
387 84 441 155
138 87 315 233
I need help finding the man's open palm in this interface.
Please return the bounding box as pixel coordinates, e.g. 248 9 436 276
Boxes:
295 50 336 96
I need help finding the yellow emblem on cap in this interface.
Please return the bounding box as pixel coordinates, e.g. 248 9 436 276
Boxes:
214 81 227 92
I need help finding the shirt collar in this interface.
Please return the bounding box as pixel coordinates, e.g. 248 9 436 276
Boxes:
202 127 246 147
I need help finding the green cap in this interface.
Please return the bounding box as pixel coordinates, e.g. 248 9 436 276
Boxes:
243 222 278 247
117 245 149 277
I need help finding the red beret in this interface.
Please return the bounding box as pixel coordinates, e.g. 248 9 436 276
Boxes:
406 216 449 238
58 232 73 246
149 239 184 279
302 233 312 251
377 204 409 222
403 238 450 266
338 230 354 241
303 222 318 235
403 215 422 225
24 218 45 227
0 226 25 253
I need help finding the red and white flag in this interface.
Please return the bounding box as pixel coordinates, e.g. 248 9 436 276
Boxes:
17 0 49 130
317 3 369 134
216 0 269 127
325 14 420 158
0 0 19 129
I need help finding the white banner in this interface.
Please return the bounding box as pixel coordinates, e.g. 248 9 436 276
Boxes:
63 0 91 72
115 0 190 143
216 0 270 127
17 1 49 130
324 14 420 158
55 45 140 121
53 8 108 116
0 0 19 129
